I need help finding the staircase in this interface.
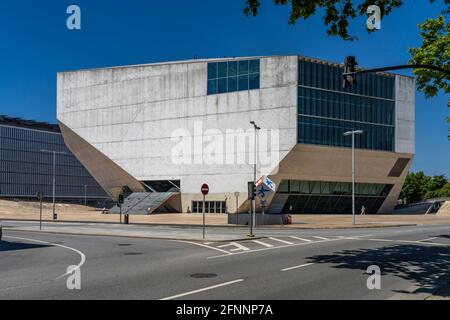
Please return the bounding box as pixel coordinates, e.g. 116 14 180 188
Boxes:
109 192 177 215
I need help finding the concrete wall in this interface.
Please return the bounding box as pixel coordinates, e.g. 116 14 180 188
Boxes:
58 56 299 212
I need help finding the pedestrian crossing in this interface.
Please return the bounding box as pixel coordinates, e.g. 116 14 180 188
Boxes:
202 235 339 255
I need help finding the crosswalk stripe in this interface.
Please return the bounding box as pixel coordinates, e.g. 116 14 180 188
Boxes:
252 240 274 248
218 242 250 251
313 236 330 241
289 236 313 242
268 237 294 245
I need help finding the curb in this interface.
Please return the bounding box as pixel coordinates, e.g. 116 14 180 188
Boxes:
0 218 424 230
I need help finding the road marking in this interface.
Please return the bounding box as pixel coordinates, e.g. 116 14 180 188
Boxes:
268 237 294 245
252 240 274 248
175 241 232 255
313 236 330 241
289 236 313 242
159 279 244 300
418 237 438 242
281 263 315 272
218 242 250 251
350 238 449 247
5 236 86 279
208 237 342 259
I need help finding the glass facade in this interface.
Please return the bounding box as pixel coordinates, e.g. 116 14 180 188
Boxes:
207 59 260 95
0 124 107 200
278 180 393 214
192 201 227 214
298 59 396 152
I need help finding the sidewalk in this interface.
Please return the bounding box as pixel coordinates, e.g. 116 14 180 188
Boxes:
1 199 450 230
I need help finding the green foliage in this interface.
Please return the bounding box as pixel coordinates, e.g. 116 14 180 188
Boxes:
400 172 449 203
244 0 448 41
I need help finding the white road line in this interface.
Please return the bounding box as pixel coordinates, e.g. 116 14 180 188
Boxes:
5 236 86 279
418 237 438 242
281 263 315 272
218 242 250 251
208 237 342 259
159 279 244 300
289 236 313 242
268 237 294 245
351 238 449 246
252 240 274 248
175 241 232 255
313 236 330 241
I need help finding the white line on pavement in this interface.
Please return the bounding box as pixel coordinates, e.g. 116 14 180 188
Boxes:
218 242 250 251
418 237 438 242
281 263 315 272
159 279 244 300
208 238 342 259
175 241 232 255
5 236 86 279
252 240 274 248
313 236 330 241
289 236 313 242
350 238 449 246
268 237 294 245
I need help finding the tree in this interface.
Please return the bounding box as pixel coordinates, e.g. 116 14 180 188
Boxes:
244 0 450 137
400 172 449 203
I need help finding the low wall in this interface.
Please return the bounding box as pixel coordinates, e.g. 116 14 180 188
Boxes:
228 213 291 226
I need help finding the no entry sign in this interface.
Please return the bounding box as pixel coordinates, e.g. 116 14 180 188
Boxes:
201 184 209 196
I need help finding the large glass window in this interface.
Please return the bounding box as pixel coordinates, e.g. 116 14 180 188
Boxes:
298 58 396 152
207 59 260 95
278 180 393 214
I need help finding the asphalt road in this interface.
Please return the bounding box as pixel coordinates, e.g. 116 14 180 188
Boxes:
1 224 450 300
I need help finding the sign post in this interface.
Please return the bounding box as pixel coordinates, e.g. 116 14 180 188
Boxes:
118 194 124 224
37 191 43 230
234 192 240 225
201 184 209 239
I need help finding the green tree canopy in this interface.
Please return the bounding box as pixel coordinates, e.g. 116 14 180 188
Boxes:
400 172 449 203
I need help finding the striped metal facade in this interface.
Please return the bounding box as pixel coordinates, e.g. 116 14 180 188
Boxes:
0 123 108 200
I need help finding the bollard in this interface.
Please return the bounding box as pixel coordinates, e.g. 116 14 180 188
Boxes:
124 214 130 225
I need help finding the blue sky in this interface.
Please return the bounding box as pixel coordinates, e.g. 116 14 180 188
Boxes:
0 0 448 176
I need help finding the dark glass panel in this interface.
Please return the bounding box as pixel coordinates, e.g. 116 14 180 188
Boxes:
249 73 260 90
228 61 238 77
208 63 217 80
249 59 260 74
238 75 249 90
228 76 238 92
238 60 249 75
207 79 217 95
218 62 228 78
217 78 228 94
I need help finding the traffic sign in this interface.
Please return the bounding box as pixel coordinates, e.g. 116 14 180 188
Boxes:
234 192 240 197
201 184 209 196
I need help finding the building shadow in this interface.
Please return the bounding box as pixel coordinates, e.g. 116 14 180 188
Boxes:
0 241 51 252
305 244 450 297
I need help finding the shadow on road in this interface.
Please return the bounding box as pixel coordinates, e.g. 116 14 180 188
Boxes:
0 241 51 252
306 244 450 297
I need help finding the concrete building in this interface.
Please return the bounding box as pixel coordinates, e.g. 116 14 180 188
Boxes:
57 55 415 214
0 115 108 203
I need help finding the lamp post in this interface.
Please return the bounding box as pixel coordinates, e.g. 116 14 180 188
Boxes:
343 130 364 225
41 149 68 221
249 121 261 235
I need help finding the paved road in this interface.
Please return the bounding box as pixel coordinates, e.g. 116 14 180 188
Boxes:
1 224 450 300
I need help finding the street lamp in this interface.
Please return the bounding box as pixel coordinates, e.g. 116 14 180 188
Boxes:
249 121 261 236
84 185 88 206
41 149 68 221
343 130 364 225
